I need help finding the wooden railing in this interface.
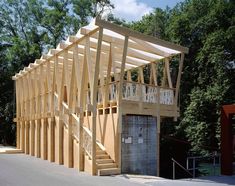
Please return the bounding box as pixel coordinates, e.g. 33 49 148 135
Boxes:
54 92 92 159
71 113 80 141
82 126 92 159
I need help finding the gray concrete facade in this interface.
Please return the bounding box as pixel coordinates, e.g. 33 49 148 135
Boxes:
121 115 157 175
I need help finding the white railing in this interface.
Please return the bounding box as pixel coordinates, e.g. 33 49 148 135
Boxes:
144 85 158 103
122 81 174 105
160 88 174 105
79 82 175 107
122 82 140 101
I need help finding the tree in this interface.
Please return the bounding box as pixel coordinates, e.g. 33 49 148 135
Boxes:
72 0 114 26
169 0 235 155
0 0 114 145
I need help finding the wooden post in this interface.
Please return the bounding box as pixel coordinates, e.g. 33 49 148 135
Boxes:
16 121 20 149
156 86 161 177
47 117 55 162
35 119 40 158
25 121 29 154
91 27 103 175
165 58 173 88
174 53 185 121
41 118 47 160
103 44 113 107
67 55 77 168
117 36 129 170
30 120 35 156
15 80 20 149
20 121 25 152
78 49 87 171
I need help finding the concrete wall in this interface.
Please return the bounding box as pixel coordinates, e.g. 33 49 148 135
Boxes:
121 115 157 176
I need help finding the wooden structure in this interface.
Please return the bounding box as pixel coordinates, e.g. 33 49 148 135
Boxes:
12 18 188 176
221 104 235 175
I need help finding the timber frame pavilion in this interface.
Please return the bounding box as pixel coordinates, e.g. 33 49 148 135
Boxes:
12 18 188 176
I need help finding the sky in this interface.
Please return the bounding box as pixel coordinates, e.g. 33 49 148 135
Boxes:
110 0 185 22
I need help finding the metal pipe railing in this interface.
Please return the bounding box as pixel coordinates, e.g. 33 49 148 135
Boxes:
172 158 193 179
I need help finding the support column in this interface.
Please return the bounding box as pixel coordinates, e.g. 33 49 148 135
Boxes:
174 53 185 121
25 121 29 154
40 118 47 160
156 87 161 177
35 119 40 158
59 118 63 164
16 121 20 149
68 116 73 168
30 120 35 156
47 117 55 162
20 121 25 152
117 36 129 170
156 117 161 177
91 28 103 175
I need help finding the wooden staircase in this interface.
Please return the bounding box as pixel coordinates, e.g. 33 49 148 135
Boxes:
95 143 120 176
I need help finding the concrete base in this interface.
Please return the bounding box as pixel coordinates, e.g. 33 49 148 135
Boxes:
0 145 23 154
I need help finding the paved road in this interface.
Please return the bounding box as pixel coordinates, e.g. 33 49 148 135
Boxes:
0 153 234 186
0 154 143 186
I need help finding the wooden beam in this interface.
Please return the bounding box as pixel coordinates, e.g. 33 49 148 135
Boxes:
91 27 103 175
103 43 113 107
165 58 173 88
117 35 129 170
174 53 185 121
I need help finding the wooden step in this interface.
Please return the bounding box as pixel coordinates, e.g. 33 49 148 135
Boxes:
97 168 120 176
96 150 106 155
97 163 117 169
96 154 110 159
96 159 114 164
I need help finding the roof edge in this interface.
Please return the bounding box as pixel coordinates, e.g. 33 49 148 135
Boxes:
94 17 189 54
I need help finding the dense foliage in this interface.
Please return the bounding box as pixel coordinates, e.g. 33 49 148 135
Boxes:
131 0 235 155
0 0 234 177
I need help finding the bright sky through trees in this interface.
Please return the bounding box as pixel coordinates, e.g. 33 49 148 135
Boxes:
110 0 185 21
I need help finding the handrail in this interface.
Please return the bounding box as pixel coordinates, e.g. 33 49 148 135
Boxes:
171 158 193 179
